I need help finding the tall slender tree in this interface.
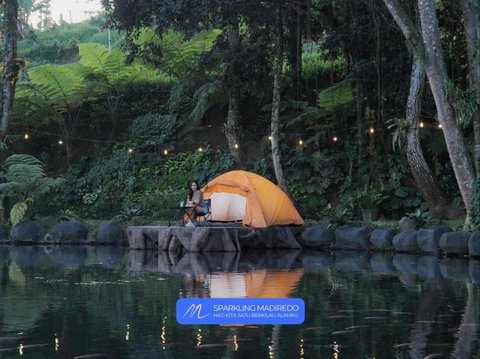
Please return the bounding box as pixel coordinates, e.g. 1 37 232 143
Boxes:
383 0 475 224
270 6 289 194
1 0 24 141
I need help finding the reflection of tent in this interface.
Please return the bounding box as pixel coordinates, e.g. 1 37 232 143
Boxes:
208 269 304 298
203 170 304 228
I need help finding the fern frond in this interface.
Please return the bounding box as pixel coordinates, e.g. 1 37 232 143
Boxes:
189 81 225 122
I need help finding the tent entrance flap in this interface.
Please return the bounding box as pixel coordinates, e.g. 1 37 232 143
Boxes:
210 192 246 222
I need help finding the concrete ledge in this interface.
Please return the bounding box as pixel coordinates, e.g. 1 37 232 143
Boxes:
127 225 301 252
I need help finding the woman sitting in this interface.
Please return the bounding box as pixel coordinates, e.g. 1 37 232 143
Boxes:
185 180 205 226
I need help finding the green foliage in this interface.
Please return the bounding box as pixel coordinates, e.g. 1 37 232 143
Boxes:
302 42 347 79
0 154 64 201
406 208 432 228
129 113 179 149
317 80 356 111
133 29 222 79
79 42 158 85
16 62 95 123
286 150 344 217
386 117 409 151
352 185 387 210
472 178 480 231
10 198 33 226
0 154 63 223
189 80 226 122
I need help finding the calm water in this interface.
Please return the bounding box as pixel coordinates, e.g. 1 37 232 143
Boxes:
0 246 479 359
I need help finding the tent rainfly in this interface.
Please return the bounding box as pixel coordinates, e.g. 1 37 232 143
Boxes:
202 170 304 228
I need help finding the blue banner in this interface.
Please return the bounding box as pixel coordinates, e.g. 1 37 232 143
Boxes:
176 298 305 325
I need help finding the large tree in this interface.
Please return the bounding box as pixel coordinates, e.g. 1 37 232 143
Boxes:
1 0 24 140
101 0 276 166
383 0 475 224
382 0 450 218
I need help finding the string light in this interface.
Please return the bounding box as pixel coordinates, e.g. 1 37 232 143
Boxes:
298 139 303 145
24 133 29 140
196 328 202 346
161 317 167 350
333 136 338 142
234 143 239 149
233 334 239 351
438 124 442 129
198 147 203 152
268 136 272 141
163 149 168 155
58 140 63 145
369 127 375 134
55 335 60 352
419 121 424 128
125 324 130 341
127 148 134 153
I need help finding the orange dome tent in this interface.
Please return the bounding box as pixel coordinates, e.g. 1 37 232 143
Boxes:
202 170 304 228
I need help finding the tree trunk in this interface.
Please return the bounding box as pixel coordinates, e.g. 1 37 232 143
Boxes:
382 0 450 218
418 0 475 225
461 0 480 176
225 88 243 165
356 79 363 162
0 0 23 139
271 8 289 195
225 22 243 166
405 55 450 218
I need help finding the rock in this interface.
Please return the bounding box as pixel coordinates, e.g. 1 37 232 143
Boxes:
334 226 373 250
439 259 470 282
470 260 480 283
417 256 442 280
370 229 396 250
416 226 452 254
95 221 126 244
0 224 9 241
0 246 9 263
240 227 301 250
10 246 47 266
392 230 418 252
370 253 396 274
399 216 416 231
468 232 480 257
10 221 45 242
335 252 371 272
48 246 88 267
49 221 88 243
393 254 418 275
439 231 471 255
302 252 334 271
300 227 335 249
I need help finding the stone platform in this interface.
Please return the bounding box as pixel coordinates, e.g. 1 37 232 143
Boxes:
127 225 303 252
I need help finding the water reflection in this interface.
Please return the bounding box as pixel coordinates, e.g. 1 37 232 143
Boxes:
0 246 478 358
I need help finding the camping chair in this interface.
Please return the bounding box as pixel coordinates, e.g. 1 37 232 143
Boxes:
194 198 212 226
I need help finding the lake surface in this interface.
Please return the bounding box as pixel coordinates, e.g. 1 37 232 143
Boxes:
0 246 479 359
